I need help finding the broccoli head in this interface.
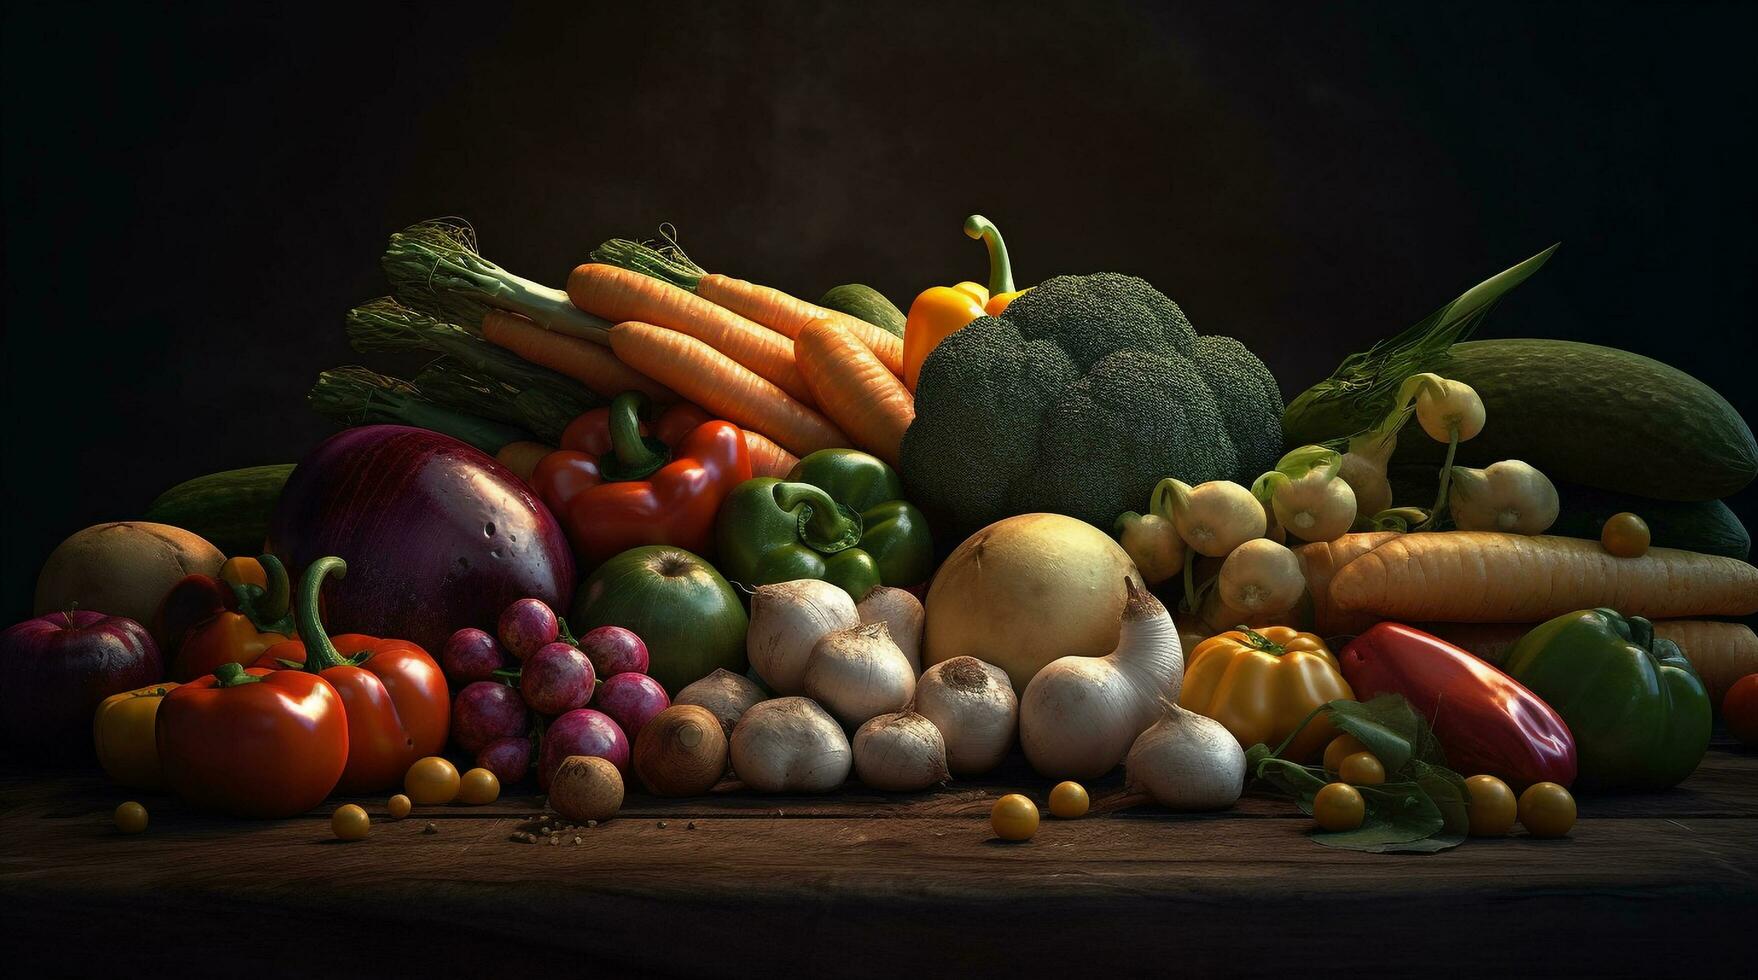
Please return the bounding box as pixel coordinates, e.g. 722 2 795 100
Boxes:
900 273 1283 533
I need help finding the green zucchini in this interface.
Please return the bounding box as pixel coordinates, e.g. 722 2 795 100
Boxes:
1387 465 1750 559
145 464 294 556
1294 338 1756 501
819 284 906 337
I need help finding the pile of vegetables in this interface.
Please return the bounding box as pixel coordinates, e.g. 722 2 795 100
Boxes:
5 211 1756 860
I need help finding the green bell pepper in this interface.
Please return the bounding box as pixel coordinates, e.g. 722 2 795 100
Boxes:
1503 608 1711 791
714 449 934 600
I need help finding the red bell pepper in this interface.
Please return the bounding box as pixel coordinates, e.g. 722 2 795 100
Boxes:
256 557 450 794
531 392 751 567
156 662 348 818
1339 623 1576 788
153 555 298 682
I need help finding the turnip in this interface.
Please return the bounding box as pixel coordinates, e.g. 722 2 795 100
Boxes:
1124 704 1246 811
803 623 915 728
1337 429 1397 526
856 587 924 673
676 668 767 738
746 580 859 694
729 697 852 793
452 681 528 754
1217 538 1304 617
1113 511 1186 586
852 712 949 792
1394 372 1487 527
498 598 559 661
520 642 596 715
1152 478 1266 611
1448 460 1560 535
913 657 1017 776
441 628 506 684
592 672 671 741
1252 445 1356 543
538 708 630 789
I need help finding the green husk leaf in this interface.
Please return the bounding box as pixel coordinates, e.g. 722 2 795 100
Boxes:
1283 244 1558 443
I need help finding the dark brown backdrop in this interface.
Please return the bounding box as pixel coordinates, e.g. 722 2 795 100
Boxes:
3 0 1755 618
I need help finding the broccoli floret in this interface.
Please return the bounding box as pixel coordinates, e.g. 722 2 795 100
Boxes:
900 274 1283 534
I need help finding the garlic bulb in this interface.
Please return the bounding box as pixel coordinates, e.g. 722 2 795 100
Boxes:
852 711 949 791
1019 580 1185 780
747 580 860 694
1124 704 1245 811
676 668 767 738
913 656 1017 776
729 697 851 794
857 586 924 673
803 622 915 728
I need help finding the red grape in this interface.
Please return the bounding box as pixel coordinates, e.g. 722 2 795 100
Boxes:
538 708 630 789
452 681 528 754
578 625 649 677
520 642 596 715
476 735 532 787
592 672 670 741
441 628 506 684
498 598 559 661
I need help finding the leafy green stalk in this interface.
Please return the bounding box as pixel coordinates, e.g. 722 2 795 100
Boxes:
381 219 611 338
1282 244 1558 444
1246 694 1467 854
307 366 531 455
589 226 706 291
346 298 599 443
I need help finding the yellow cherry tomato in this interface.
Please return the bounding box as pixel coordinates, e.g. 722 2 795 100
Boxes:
1312 782 1365 832
1464 774 1518 837
991 794 1040 841
1338 751 1385 786
1518 781 1577 838
1047 781 1089 819
387 794 413 820
1600 512 1650 558
1323 734 1369 773
114 801 149 834
331 803 370 841
405 756 461 804
458 768 501 805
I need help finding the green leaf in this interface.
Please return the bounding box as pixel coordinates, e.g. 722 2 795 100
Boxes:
1310 781 1446 851
1324 695 1422 771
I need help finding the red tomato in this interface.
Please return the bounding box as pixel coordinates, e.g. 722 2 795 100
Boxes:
1723 674 1758 747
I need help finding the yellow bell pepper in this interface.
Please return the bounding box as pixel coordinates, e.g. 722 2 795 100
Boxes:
901 214 1030 391
1178 627 1355 763
93 682 178 790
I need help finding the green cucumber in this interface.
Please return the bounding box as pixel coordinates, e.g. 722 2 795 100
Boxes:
1294 339 1756 501
819 284 906 337
1387 464 1750 559
145 464 294 556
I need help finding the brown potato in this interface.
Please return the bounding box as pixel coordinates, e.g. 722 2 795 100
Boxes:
34 522 224 626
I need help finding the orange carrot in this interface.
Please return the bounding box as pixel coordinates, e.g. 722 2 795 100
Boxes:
481 311 676 403
607 321 847 456
741 430 799 478
697 273 905 377
793 318 914 468
566 264 813 404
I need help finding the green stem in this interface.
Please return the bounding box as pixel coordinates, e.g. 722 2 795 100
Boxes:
296 557 354 672
599 392 670 482
1419 425 1461 531
589 236 706 292
1236 626 1288 655
962 214 1016 296
1181 546 1199 614
772 483 863 554
213 662 260 687
1149 477 1191 521
256 554 291 623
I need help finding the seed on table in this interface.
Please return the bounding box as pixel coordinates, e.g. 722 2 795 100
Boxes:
687 821 697 830
549 836 560 846
586 820 597 829
573 836 582 844
658 820 668 829
423 823 438 835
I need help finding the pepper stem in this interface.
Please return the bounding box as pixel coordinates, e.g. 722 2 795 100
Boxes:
963 214 1016 296
1236 626 1288 655
212 662 260 687
599 392 671 482
296 557 354 672
772 482 863 554
250 554 293 627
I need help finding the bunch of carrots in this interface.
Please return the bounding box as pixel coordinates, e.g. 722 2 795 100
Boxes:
377 219 915 470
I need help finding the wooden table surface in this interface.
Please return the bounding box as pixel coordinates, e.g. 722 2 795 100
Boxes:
3 741 1754 978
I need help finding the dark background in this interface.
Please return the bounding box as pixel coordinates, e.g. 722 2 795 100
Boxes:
3 0 1755 619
